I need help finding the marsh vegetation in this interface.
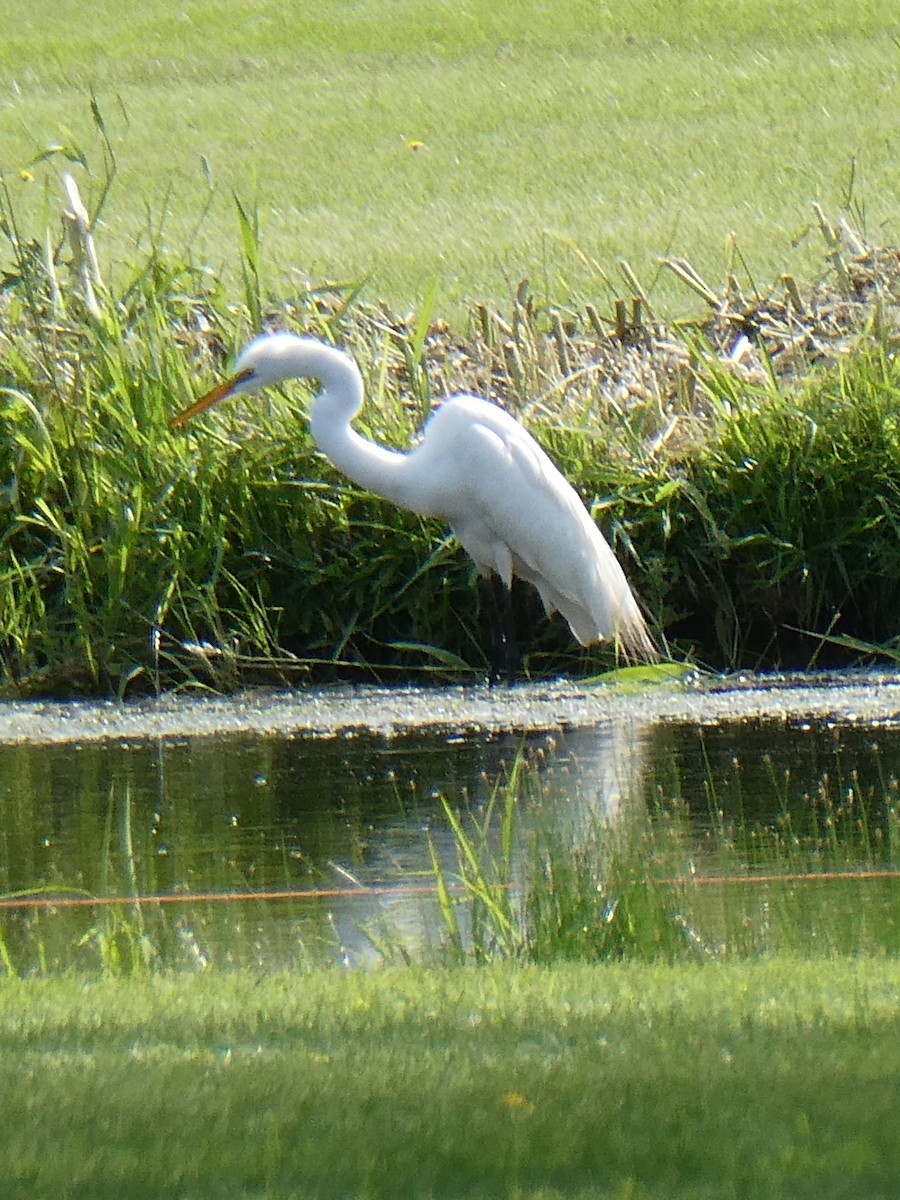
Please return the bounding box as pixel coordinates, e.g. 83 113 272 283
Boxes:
2 151 899 694
1 715 897 975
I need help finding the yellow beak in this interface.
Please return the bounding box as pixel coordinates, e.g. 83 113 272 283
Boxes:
168 368 254 430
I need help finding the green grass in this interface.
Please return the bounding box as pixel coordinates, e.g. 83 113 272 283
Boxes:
655 348 900 665
1 959 898 1199
2 0 898 318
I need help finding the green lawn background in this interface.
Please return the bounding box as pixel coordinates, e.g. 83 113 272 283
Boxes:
2 0 898 319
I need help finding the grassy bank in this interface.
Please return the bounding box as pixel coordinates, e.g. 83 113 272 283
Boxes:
1 166 899 692
2 959 898 1199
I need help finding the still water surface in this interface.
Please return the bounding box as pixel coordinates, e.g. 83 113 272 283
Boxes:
1 675 899 971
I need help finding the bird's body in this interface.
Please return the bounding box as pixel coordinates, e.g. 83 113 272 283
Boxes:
170 332 654 662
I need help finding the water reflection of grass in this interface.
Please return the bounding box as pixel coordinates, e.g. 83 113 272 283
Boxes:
433 754 900 964
1 960 898 1199
2 739 899 974
0 771 351 976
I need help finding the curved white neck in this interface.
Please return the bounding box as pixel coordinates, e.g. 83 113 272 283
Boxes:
306 350 423 511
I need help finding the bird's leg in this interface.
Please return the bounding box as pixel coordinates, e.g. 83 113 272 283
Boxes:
498 577 519 683
481 574 518 686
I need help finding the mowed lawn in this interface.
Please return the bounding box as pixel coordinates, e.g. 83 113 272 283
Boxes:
1 0 898 318
2 959 899 1200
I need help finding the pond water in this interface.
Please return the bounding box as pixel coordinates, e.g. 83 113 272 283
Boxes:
1 672 899 972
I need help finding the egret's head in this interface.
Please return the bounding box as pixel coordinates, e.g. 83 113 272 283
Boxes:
169 332 309 429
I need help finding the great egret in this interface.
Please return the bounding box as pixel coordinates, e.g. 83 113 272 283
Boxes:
170 332 655 671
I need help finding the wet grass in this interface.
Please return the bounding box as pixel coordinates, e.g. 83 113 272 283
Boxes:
0 733 398 977
1 959 898 1200
2 728 897 977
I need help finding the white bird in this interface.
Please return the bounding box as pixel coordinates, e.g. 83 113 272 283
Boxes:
170 332 655 670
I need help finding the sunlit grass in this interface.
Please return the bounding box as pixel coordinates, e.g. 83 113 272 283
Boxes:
1 0 897 318
1 959 899 1199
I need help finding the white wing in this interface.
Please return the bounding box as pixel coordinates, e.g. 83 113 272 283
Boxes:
407 396 653 657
